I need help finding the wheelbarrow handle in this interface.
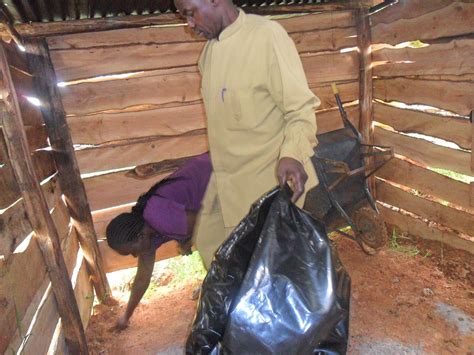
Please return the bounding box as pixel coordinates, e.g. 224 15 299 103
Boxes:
331 83 362 140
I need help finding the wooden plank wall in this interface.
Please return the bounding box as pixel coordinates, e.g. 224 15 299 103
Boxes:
47 10 361 272
0 41 93 353
371 0 474 253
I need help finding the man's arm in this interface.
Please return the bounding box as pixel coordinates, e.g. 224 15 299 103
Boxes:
116 250 155 330
267 22 321 202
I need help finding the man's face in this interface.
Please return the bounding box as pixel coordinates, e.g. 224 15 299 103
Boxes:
175 0 221 40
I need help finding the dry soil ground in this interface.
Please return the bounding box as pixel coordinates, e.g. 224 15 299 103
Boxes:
86 234 473 354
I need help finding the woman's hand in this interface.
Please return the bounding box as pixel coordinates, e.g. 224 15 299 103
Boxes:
114 313 129 331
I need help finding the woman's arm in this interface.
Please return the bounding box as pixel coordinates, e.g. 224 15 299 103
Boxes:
177 211 198 256
116 249 155 330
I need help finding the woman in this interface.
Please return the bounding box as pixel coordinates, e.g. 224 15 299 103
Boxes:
106 152 212 329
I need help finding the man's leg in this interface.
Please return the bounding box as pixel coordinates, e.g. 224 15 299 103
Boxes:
194 192 235 269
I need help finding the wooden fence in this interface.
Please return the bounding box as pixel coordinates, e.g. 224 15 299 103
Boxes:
0 41 93 354
371 0 473 253
2 1 473 352
47 9 362 273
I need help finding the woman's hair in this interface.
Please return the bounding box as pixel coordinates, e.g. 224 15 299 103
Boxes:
106 176 183 250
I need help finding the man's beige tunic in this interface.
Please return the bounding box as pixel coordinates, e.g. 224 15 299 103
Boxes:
195 10 321 267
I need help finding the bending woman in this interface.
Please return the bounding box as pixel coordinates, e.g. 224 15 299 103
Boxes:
106 152 212 329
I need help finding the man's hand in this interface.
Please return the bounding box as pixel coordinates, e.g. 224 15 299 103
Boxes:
277 157 308 203
114 313 129 331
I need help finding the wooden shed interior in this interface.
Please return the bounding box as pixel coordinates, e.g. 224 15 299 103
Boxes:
0 0 472 353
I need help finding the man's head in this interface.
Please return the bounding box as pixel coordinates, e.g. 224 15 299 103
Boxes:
106 213 154 257
174 0 238 40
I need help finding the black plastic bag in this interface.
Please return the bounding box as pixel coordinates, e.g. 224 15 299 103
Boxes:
187 186 351 354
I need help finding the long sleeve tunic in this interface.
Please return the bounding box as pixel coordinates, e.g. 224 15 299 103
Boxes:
199 10 321 228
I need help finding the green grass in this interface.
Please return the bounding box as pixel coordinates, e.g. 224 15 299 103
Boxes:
428 167 474 184
409 40 427 48
143 251 207 299
166 251 207 285
389 229 422 257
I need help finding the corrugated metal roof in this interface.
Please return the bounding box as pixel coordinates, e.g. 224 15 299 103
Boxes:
2 0 331 24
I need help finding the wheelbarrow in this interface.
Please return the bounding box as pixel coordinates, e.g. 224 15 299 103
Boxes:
304 84 394 254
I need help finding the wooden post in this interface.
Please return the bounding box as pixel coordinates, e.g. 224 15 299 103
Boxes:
470 111 473 207
356 6 375 195
24 38 111 302
0 45 88 355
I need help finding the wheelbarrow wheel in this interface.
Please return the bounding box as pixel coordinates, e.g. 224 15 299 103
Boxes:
352 206 388 255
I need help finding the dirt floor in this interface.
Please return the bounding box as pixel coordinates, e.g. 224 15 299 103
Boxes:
86 233 473 354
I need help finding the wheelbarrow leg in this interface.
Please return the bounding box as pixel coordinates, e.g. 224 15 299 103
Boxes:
363 182 379 212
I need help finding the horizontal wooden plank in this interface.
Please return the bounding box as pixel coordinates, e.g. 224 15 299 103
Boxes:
4 13 183 38
10 229 81 355
471 182 474 207
50 40 204 82
0 130 21 209
311 80 359 111
301 51 359 84
47 11 354 51
0 213 75 354
74 104 357 176
0 126 56 210
61 50 358 116
86 170 173 212
0 199 32 259
0 236 46 354
316 104 360 135
372 1 474 45
374 78 474 116
61 66 201 116
379 204 473 254
47 24 202 50
6 228 79 353
0 176 58 260
85 156 194 212
377 157 472 212
66 80 358 145
374 127 471 176
0 162 20 209
83 105 359 212
73 257 94 329
373 38 474 78
99 239 181 273
374 102 471 150
31 151 56 184
49 13 356 82
377 179 474 236
404 73 474 82
277 11 355 32
76 132 208 174
50 32 355 83
67 102 207 145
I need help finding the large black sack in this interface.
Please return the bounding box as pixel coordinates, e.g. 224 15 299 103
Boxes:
187 186 351 354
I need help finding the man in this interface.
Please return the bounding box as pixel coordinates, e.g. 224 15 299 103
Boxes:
175 0 320 268
106 152 211 329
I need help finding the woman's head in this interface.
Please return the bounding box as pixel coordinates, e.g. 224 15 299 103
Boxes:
106 176 183 256
106 212 153 257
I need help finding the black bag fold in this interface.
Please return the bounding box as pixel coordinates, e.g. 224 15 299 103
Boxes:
187 186 351 355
